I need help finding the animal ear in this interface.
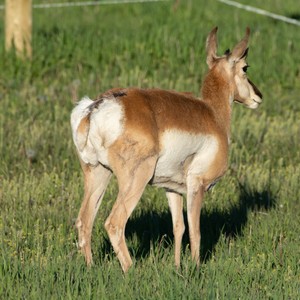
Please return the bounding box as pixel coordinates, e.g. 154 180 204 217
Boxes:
206 26 219 69
241 47 249 59
229 27 250 63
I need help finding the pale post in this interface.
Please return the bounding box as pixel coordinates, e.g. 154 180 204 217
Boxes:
5 0 32 59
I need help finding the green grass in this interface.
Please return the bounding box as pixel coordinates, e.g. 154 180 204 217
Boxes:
0 0 300 298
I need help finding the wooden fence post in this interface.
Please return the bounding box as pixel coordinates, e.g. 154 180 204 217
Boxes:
5 0 32 59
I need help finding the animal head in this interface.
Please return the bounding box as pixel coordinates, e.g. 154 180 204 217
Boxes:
206 27 263 109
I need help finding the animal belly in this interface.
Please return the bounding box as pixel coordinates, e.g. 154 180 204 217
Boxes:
151 130 219 193
152 156 187 193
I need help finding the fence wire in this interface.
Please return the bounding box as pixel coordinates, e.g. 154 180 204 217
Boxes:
0 0 169 10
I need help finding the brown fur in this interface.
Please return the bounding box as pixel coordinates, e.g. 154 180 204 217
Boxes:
73 27 262 272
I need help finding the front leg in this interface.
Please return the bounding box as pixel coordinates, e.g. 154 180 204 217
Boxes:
186 177 205 264
166 191 185 268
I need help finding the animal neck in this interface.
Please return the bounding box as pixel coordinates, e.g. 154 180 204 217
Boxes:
201 69 233 138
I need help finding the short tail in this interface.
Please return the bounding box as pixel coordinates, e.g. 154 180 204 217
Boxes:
70 96 93 152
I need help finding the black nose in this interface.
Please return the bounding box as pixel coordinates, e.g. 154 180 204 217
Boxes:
248 79 263 99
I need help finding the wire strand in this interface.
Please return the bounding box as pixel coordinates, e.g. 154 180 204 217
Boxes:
0 0 169 10
218 0 300 27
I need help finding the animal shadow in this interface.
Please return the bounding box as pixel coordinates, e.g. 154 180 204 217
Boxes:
287 13 300 21
201 185 276 261
96 184 276 263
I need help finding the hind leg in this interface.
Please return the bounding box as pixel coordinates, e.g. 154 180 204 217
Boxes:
104 156 157 272
76 162 112 265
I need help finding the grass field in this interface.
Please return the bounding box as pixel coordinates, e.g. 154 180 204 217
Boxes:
0 0 300 298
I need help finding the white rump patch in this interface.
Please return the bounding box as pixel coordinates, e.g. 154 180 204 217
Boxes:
71 96 124 166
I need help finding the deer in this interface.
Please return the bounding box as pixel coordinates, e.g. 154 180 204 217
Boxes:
70 27 262 272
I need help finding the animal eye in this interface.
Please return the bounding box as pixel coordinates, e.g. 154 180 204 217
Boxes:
242 65 249 73
224 49 231 55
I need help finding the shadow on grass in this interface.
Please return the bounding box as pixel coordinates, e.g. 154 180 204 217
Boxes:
201 185 276 261
287 13 300 21
96 185 276 263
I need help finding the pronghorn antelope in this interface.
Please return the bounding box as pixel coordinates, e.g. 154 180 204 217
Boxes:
71 27 262 272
